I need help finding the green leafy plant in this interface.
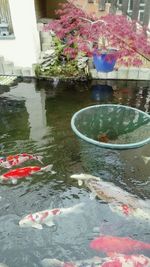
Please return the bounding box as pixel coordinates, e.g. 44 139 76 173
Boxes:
35 32 89 78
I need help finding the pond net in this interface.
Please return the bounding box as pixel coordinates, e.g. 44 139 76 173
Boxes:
71 104 150 150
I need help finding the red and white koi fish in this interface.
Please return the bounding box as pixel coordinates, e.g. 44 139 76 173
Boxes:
109 203 150 221
0 164 54 184
0 153 43 168
101 254 150 267
19 203 84 229
41 254 150 267
71 173 150 221
90 235 150 255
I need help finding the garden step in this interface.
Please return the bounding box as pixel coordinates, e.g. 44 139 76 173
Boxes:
41 42 53 51
3 61 14 75
22 68 31 77
0 75 17 85
90 67 150 80
0 55 32 77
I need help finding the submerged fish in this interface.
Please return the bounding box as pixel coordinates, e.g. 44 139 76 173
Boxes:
19 203 84 229
70 173 150 220
98 133 109 143
0 164 54 184
0 153 43 168
41 256 105 267
109 203 150 221
0 264 9 267
90 235 150 255
41 254 150 267
101 254 150 267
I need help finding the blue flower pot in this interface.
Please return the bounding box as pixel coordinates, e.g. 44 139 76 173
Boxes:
93 52 117 72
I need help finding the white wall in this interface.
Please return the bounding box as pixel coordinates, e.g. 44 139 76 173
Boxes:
0 0 41 68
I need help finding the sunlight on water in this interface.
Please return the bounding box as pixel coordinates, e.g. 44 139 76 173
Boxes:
0 79 149 267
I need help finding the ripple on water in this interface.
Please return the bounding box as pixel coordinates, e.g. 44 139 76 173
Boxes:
0 80 150 265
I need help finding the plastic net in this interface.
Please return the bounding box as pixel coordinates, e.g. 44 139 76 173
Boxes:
71 104 150 150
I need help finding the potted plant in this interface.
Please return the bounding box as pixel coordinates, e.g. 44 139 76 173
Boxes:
45 1 150 73
93 37 118 72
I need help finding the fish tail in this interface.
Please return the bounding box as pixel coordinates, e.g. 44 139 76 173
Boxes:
143 242 150 250
41 164 54 172
68 203 85 214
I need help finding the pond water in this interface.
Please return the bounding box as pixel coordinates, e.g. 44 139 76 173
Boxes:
0 78 150 267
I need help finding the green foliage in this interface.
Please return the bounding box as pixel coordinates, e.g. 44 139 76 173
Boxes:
35 31 89 78
35 59 86 78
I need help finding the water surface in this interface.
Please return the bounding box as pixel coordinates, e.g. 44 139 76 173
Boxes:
0 78 150 266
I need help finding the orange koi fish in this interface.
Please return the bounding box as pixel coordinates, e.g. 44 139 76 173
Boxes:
0 153 43 168
98 133 109 143
90 235 150 255
0 164 54 184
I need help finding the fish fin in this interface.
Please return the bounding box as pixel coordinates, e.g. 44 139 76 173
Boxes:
51 170 57 175
109 204 123 215
89 192 97 200
26 176 32 181
142 156 150 165
32 223 43 230
37 156 44 164
44 220 55 227
12 179 18 185
78 180 83 186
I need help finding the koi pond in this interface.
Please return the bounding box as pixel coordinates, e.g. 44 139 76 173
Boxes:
0 78 150 267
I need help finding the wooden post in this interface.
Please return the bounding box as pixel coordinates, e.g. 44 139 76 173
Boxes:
132 0 140 21
109 0 117 14
143 0 150 26
121 0 129 15
99 0 106 11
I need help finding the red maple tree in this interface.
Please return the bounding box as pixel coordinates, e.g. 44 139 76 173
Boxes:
45 0 150 66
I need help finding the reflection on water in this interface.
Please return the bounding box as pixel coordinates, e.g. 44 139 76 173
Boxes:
0 78 149 266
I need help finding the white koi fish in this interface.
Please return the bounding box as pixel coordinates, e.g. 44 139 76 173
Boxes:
19 203 84 230
0 153 43 169
71 173 150 221
41 256 105 267
142 155 150 165
0 264 9 267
